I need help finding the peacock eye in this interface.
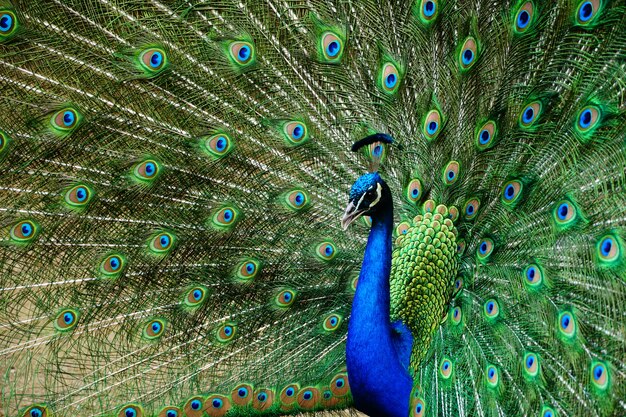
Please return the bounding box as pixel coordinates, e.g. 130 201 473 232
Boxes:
596 234 621 264
203 133 234 159
143 318 166 340
514 2 535 33
217 322 237 343
212 206 240 229
316 241 336 261
118 405 143 417
420 0 438 22
283 121 309 145
54 308 79 332
10 220 39 243
148 231 176 254
486 365 499 387
443 161 460 185
323 313 342 331
229 41 255 66
64 184 94 208
321 31 344 62
557 310 576 338
459 37 478 70
413 398 426 417
184 285 208 307
590 361 609 390
576 0 601 25
519 101 542 128
285 189 309 211
330 374 350 397
51 107 81 133
0 10 18 39
158 407 181 417
22 405 48 417
483 299 500 319
275 289 296 308
476 120 497 150
523 352 540 377
237 259 260 281
423 109 443 140
501 179 523 205
133 159 162 182
380 62 400 94
100 253 126 277
138 47 168 75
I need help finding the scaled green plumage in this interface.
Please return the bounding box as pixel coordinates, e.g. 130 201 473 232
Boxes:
0 0 625 416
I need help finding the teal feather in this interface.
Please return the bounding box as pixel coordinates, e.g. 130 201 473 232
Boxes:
0 0 625 416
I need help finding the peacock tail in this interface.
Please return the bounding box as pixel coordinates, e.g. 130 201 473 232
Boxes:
0 0 624 416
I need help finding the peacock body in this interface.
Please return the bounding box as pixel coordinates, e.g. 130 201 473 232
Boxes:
1 1 625 417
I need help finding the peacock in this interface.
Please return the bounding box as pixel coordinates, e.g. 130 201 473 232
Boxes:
1 0 625 416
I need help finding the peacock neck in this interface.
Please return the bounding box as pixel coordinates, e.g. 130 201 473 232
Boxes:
347 202 412 417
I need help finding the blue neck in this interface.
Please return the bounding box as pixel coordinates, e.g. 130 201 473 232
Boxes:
346 205 412 417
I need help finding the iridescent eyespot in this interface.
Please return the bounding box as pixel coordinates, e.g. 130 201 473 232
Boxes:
351 275 359 292
229 41 255 66
380 62 400 94
323 313 342 331
576 0 601 25
148 231 176 254
456 240 466 255
514 2 535 33
451 306 462 325
54 308 79 332
448 206 459 222
0 10 18 41
184 285 208 307
275 289 296 308
139 48 168 74
423 109 442 140
553 199 578 228
486 365 499 387
143 318 166 340
158 407 181 417
483 299 500 319
476 238 494 261
99 253 126 278
64 184 94 208
396 222 410 237
406 179 423 203
423 199 435 213
321 31 344 62
459 37 478 70
10 220 39 243
206 394 230 416
590 360 609 390
557 310 576 338
419 0 438 22
184 397 205 417
118 404 143 417
542 406 556 417
0 130 11 156
596 234 621 265
253 389 273 410
412 397 425 417
133 159 162 182
280 383 299 406
464 198 480 220
203 133 234 159
237 259 260 281
501 180 523 205
21 405 49 417
330 374 350 397
439 358 453 379
232 384 253 406
283 121 309 145
316 241 336 261
51 107 81 133
285 189 310 211
217 322 236 343
443 161 460 185
523 352 539 378
212 206 240 229
576 105 600 132
454 277 463 292
519 101 542 128
523 263 543 288
297 387 320 409
476 120 497 150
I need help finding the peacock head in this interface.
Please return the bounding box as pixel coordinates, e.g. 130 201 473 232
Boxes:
341 172 391 230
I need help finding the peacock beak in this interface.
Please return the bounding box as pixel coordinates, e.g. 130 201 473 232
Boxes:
341 201 366 230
